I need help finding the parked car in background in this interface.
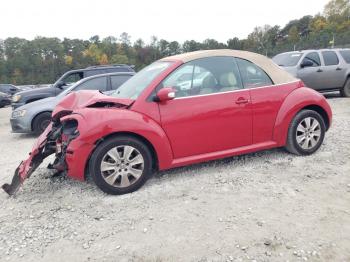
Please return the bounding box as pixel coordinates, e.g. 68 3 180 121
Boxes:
273 49 350 97
2 50 332 196
17 85 37 90
0 92 11 108
11 64 135 109
10 72 135 134
0 84 29 95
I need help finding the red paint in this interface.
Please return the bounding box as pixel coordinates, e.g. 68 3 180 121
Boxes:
272 85 332 146
158 89 252 159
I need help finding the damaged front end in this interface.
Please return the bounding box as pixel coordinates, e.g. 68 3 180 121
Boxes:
3 90 134 196
2 112 79 196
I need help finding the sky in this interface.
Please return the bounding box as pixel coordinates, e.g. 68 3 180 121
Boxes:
0 0 330 43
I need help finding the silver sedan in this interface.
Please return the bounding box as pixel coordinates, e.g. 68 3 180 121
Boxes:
10 72 134 134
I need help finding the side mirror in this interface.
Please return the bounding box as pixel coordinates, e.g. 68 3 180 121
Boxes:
300 60 313 68
154 87 176 102
10 87 17 91
56 81 66 89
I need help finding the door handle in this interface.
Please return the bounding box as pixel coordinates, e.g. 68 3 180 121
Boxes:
316 69 323 72
235 97 249 104
336 67 342 71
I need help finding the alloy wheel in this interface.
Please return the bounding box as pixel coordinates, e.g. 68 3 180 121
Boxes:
295 117 321 150
100 145 144 188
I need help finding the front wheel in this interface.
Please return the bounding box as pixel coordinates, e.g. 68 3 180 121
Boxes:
285 110 326 155
89 136 153 195
32 112 52 135
340 78 350 97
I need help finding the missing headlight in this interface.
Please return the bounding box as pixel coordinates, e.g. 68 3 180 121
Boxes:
62 119 78 135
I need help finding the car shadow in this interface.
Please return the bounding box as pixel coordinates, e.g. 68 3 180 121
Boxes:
154 147 287 180
20 148 291 198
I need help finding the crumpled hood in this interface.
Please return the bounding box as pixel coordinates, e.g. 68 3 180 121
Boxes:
52 90 134 118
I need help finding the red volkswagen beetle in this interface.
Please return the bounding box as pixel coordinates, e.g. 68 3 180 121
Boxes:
3 50 332 195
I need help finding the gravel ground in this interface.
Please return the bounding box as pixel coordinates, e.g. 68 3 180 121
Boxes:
0 96 349 262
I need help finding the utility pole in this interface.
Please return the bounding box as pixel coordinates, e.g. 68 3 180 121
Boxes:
330 34 335 49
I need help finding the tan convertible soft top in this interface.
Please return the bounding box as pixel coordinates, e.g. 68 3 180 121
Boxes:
160 49 297 85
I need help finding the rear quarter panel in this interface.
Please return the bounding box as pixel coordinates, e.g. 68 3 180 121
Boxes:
273 86 332 146
250 81 300 144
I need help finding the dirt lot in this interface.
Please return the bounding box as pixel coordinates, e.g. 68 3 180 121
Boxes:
0 96 349 262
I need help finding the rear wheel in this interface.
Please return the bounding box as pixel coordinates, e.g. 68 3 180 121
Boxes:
89 136 153 195
340 78 350 97
32 112 52 135
285 110 326 155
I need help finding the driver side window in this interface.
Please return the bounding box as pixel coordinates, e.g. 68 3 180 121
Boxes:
161 56 243 98
63 72 84 85
75 76 108 91
302 52 321 67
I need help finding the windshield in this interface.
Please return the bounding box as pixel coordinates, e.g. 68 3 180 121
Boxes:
111 61 172 99
273 52 303 67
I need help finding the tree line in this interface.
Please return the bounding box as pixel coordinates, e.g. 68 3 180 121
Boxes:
0 0 349 85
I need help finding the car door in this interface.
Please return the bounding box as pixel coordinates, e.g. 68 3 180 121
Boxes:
319 50 345 89
297 52 324 90
157 56 253 159
235 57 286 144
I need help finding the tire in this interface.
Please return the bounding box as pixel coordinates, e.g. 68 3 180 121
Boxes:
32 112 52 135
285 110 326 155
89 136 153 195
340 78 350 97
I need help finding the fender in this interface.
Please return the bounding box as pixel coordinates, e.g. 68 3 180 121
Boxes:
62 108 174 181
273 87 332 146
31 110 53 129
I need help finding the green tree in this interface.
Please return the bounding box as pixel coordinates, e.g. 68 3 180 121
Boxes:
111 54 129 64
182 40 201 52
324 0 350 23
202 38 224 49
288 26 300 44
168 41 181 55
227 37 243 50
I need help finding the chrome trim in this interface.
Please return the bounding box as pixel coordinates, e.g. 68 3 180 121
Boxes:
173 80 300 100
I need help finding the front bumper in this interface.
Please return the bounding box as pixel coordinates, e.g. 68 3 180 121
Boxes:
2 115 94 195
10 116 33 133
2 124 57 195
